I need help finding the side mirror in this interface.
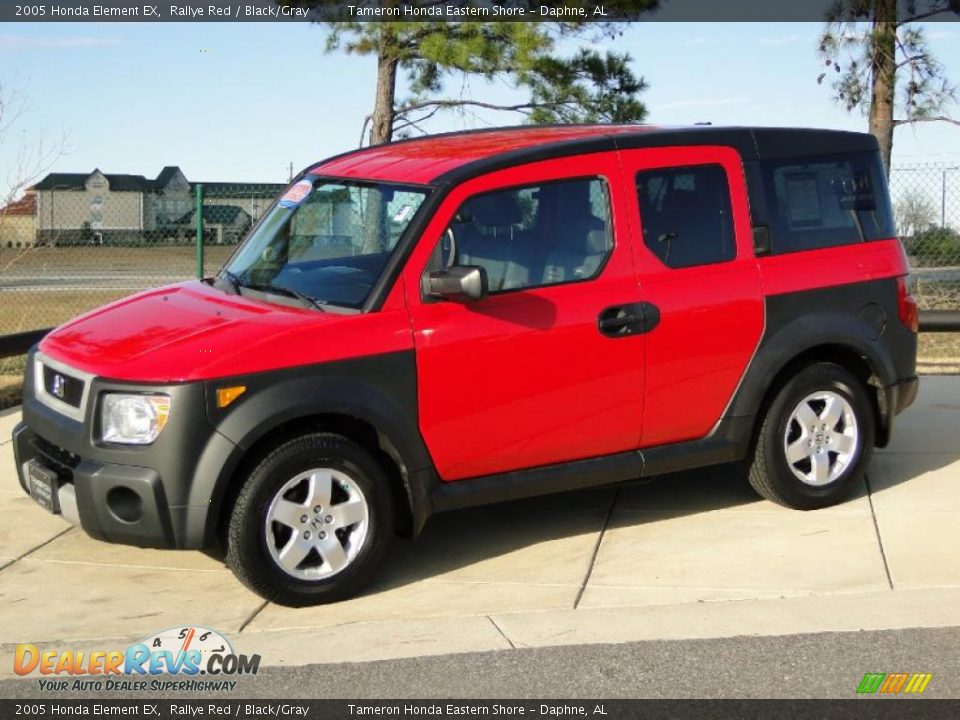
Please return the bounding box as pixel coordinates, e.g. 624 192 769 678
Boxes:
427 265 488 302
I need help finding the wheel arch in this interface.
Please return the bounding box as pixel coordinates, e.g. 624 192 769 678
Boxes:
727 313 898 451
185 365 436 549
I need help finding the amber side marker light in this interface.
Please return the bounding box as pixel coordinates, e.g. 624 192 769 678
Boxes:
216 386 247 408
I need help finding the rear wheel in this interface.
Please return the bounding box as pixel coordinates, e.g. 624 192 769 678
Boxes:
748 363 875 509
226 432 393 606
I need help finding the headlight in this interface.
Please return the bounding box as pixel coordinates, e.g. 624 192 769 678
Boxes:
101 394 171 445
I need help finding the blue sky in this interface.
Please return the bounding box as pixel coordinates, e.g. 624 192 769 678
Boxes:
1 21 959 189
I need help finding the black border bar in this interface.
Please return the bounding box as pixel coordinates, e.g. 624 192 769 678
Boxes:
2 0 959 23
3 698 960 720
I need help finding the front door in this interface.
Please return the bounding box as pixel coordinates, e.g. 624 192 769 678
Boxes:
403 153 647 481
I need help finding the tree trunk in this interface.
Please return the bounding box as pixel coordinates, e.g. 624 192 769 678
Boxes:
368 31 398 146
869 0 897 177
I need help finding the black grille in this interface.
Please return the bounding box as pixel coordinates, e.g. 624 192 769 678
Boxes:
30 433 79 471
42 365 84 408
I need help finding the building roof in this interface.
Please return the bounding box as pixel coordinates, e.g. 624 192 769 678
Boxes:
309 124 879 185
203 182 286 199
33 167 285 197
177 204 250 225
33 171 152 192
0 192 37 217
155 166 184 188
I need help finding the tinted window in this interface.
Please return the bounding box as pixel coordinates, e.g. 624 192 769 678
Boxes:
432 178 613 293
636 164 735 269
762 151 895 253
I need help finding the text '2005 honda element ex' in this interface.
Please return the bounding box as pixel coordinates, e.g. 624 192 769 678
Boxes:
13 125 918 605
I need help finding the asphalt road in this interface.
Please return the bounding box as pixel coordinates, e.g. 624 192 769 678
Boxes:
2 626 958 699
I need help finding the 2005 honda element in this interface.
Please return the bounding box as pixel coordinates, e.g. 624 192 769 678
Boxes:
13 125 918 605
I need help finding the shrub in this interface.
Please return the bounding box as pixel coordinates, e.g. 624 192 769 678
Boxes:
906 226 960 267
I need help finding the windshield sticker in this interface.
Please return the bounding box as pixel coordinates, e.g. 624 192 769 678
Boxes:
393 204 413 223
278 179 313 209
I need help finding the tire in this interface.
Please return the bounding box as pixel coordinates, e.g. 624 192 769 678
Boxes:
748 362 875 510
226 432 394 606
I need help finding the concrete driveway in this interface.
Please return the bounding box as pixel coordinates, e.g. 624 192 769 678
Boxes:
0 378 957 672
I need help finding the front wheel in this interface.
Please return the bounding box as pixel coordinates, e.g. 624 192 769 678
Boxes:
226 432 394 606
748 363 875 510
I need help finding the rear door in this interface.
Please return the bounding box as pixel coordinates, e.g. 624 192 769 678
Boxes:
402 153 647 482
618 146 764 447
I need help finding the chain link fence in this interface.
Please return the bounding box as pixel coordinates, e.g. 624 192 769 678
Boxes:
1 166 959 379
0 181 284 375
889 164 960 369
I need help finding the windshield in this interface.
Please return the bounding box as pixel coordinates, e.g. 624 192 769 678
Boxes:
223 178 429 309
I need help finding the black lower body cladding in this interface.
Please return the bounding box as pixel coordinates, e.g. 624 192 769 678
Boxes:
724 277 918 442
14 348 430 550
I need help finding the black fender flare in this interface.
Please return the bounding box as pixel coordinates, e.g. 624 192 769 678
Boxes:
181 352 437 547
724 311 898 430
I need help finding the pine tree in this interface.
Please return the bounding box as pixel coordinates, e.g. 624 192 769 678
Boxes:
287 1 658 145
818 0 960 175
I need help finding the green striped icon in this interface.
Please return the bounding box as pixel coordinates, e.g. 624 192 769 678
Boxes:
857 672 933 694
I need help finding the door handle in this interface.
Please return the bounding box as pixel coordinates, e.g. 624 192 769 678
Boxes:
598 302 660 338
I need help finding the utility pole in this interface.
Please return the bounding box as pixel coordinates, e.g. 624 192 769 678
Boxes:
288 162 293 182
942 169 947 228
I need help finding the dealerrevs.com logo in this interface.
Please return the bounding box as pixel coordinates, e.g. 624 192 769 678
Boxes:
14 626 260 692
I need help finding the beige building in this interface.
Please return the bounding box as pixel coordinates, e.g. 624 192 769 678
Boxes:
0 192 37 248
31 167 284 245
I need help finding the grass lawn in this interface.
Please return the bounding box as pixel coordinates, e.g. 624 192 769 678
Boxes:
0 374 22 410
0 245 238 337
0 289 131 337
0 245 236 275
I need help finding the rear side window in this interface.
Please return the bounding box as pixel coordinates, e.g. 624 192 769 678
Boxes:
762 152 895 253
635 164 735 269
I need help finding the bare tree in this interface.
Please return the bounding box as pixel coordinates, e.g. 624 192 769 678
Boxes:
895 187 938 236
0 81 67 266
0 82 67 208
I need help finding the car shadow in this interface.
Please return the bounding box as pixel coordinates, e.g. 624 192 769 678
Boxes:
363 462 762 595
362 435 960 597
869 443 960 492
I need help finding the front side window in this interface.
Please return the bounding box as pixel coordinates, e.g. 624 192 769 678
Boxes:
636 164 735 269
430 177 613 293
225 178 428 309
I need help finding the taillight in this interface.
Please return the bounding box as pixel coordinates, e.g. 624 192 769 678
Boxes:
897 276 919 333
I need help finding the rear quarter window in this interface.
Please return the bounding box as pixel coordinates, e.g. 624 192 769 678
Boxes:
762 152 895 254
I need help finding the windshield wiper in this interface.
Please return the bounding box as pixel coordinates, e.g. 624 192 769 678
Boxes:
242 280 327 312
218 270 243 295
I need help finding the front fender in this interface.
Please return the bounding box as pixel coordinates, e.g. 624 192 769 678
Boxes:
180 351 435 547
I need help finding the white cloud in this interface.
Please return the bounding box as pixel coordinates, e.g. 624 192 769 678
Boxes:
759 33 814 47
0 35 125 51
683 37 709 47
655 96 750 112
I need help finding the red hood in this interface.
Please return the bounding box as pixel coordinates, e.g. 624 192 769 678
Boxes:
39 281 412 382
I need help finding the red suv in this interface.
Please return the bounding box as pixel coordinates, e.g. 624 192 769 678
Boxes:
13 125 918 605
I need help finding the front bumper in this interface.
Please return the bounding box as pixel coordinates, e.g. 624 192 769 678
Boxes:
13 350 239 549
14 423 176 547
